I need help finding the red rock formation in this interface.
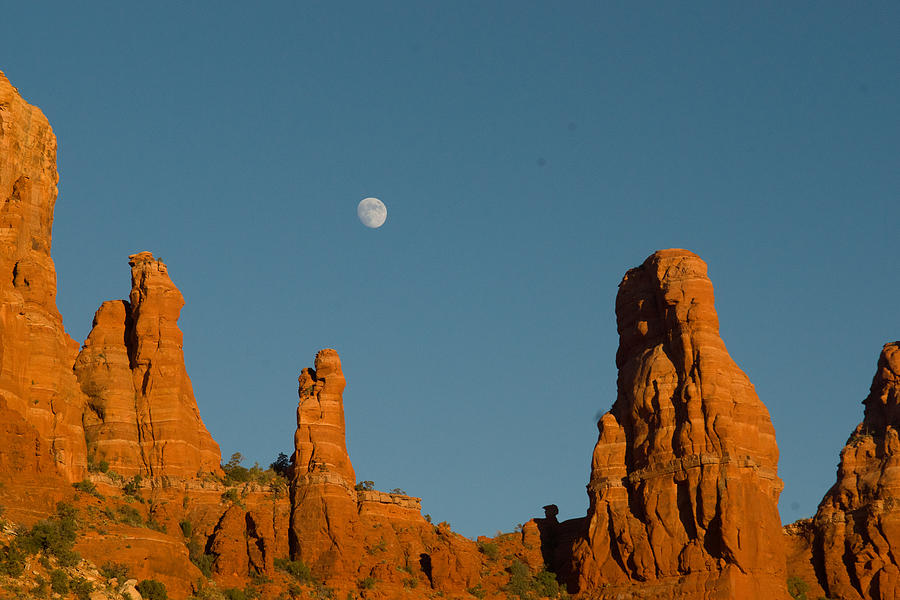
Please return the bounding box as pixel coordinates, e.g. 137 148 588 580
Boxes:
74 252 222 478
0 70 87 481
570 249 788 599
809 342 900 600
289 349 363 577
289 349 482 593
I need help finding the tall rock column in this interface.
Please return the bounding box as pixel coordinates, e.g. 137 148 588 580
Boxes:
74 252 222 477
289 348 361 578
813 342 900 600
0 70 86 480
571 249 787 599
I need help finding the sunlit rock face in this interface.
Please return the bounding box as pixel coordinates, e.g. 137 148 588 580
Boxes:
288 349 483 593
74 252 222 478
0 70 87 481
810 342 900 600
570 249 788 599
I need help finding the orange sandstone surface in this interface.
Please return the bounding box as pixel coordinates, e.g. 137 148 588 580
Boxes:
4 67 900 600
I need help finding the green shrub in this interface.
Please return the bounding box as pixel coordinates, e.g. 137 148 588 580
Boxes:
50 569 68 595
402 576 418 588
70 576 94 600
274 557 313 583
389 488 406 495
123 475 143 497
136 579 169 600
223 589 249 600
15 502 80 565
116 505 143 527
535 569 561 598
467 583 486 599
73 479 100 497
354 481 374 492
187 538 214 578
146 518 167 533
31 575 49 597
788 576 809 600
358 577 376 590
179 519 193 538
100 561 130 581
221 488 243 506
478 542 499 560
0 543 25 577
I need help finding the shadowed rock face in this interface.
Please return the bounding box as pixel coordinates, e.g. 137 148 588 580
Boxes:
0 70 87 480
570 249 787 599
74 252 222 477
811 342 900 600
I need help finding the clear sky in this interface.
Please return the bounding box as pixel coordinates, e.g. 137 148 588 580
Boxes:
2 2 898 538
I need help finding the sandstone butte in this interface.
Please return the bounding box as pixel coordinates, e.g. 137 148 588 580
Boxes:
2 67 900 600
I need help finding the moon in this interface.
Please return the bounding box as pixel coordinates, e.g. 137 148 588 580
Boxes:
357 197 387 229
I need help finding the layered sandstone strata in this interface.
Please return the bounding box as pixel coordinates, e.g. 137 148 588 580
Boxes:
809 342 900 600
289 349 363 576
0 70 87 480
570 249 787 599
74 252 222 477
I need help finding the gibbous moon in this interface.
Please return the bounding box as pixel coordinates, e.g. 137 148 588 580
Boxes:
357 197 387 229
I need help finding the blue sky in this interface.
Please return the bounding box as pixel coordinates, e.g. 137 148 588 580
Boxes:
2 2 898 538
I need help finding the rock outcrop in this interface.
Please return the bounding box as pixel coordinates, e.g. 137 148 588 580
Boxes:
569 249 788 599
289 349 482 593
806 342 900 600
74 252 222 478
0 70 87 481
289 348 363 577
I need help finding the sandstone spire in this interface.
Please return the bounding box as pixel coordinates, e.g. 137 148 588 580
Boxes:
74 251 222 477
570 249 787 598
0 70 87 480
289 348 361 577
810 342 900 600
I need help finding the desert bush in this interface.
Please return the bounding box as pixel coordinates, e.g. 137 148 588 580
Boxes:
274 557 313 583
358 576 376 589
468 583 486 599
188 537 215 578
15 502 80 565
535 569 561 597
0 543 25 577
180 519 193 538
73 479 100 497
478 542 499 560
137 579 169 600
354 481 374 492
116 505 143 527
50 569 68 594
146 518 167 533
70 576 94 600
788 576 809 600
100 561 130 580
123 474 143 499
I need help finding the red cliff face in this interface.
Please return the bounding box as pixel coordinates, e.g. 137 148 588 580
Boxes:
808 342 900 600
0 70 87 482
74 252 222 478
570 249 787 599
